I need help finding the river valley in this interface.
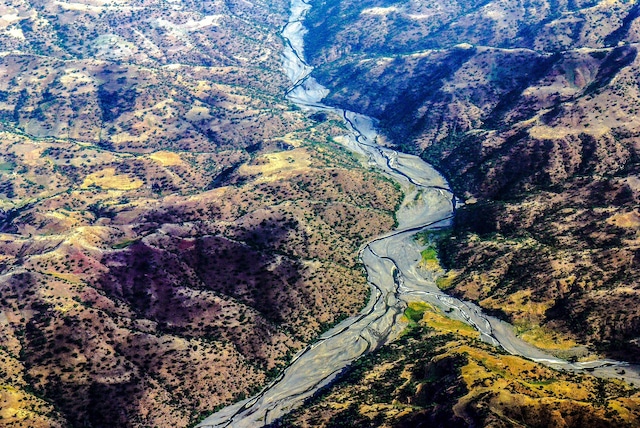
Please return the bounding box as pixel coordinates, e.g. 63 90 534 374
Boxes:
198 1 640 426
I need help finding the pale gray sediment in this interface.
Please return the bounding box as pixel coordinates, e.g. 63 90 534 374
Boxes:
199 1 640 426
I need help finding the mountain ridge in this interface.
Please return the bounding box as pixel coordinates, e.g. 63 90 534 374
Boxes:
303 0 640 361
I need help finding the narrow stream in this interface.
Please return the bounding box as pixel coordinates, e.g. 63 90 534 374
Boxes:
198 1 640 426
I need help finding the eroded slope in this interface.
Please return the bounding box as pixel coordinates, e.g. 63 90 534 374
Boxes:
283 303 640 428
0 0 403 426
305 0 640 361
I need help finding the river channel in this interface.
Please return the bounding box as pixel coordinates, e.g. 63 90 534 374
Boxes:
199 1 640 426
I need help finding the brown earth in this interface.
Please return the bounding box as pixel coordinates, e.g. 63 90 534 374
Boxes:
0 120 403 427
304 0 640 361
0 0 404 426
0 121 402 427
284 303 640 428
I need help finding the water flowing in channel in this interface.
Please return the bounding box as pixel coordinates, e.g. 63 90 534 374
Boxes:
199 1 640 426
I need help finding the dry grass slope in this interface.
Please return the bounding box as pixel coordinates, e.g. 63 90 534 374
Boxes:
284 304 640 428
304 0 640 362
0 0 404 426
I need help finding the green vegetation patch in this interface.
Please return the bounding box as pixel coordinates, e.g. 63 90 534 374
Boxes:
0 161 15 172
420 247 438 264
414 228 451 246
111 238 140 249
415 229 450 270
436 272 457 290
403 301 428 328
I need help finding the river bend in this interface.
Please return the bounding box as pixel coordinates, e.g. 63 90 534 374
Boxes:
198 1 640 426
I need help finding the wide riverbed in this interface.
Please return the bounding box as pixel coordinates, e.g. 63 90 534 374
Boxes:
199 1 640 426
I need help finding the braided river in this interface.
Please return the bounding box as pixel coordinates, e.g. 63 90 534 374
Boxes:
199 1 640 426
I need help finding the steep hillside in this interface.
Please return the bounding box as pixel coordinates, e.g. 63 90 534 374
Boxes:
0 1 403 426
283 303 640 428
305 0 640 361
0 129 401 426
